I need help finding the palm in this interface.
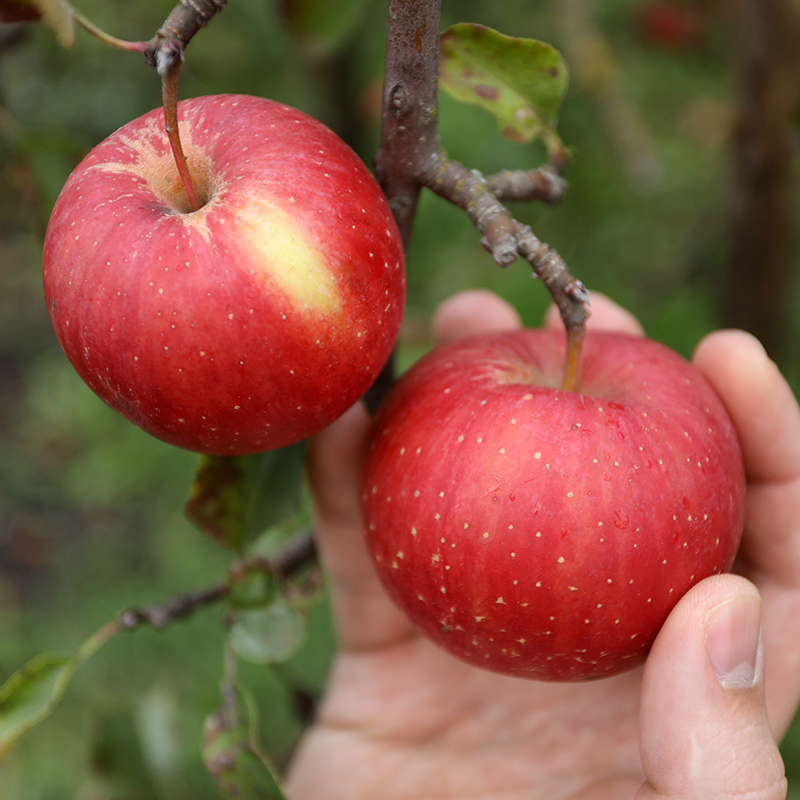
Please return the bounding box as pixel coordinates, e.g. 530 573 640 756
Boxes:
289 632 645 799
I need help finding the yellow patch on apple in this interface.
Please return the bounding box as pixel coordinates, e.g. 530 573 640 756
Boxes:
234 198 343 316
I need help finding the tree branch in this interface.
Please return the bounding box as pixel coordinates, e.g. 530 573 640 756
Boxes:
374 0 589 391
374 0 443 249
116 531 317 631
486 165 568 205
118 584 229 630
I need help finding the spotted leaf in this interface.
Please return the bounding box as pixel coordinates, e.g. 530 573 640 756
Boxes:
439 23 568 159
185 441 307 554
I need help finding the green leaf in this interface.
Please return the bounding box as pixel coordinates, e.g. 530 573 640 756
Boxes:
228 568 277 610
0 620 118 757
241 441 307 538
202 684 287 800
439 23 569 158
229 601 306 665
185 442 307 554
0 655 74 756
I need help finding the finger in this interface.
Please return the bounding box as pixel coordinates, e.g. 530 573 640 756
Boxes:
544 292 645 336
693 330 800 735
693 330 800 485
638 574 786 800
432 289 522 345
306 402 416 651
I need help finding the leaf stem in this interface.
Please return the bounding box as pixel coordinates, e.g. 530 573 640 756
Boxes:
562 326 585 392
74 618 123 664
72 11 149 52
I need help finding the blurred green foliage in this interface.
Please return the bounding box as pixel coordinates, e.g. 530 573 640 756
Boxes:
0 0 799 797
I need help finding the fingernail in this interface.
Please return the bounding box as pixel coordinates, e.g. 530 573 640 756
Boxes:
705 593 762 689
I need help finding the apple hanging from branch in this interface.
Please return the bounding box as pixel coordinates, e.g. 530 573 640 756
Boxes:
362 327 745 681
43 94 405 455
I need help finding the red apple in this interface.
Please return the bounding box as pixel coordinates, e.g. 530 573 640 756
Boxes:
43 94 405 455
637 1 706 51
362 329 744 681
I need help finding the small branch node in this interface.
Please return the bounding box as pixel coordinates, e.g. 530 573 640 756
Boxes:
486 166 568 205
564 277 590 305
390 83 408 115
482 215 518 267
144 0 226 70
154 39 184 76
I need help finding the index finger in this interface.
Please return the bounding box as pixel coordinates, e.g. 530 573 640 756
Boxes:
693 330 800 485
692 328 800 588
693 329 800 735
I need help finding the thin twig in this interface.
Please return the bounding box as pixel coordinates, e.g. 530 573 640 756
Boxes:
422 152 589 348
118 584 229 630
116 531 318 632
485 165 568 205
228 531 318 584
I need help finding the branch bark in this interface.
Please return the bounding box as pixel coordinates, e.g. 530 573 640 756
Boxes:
144 0 227 74
116 531 317 631
374 0 588 391
374 0 443 249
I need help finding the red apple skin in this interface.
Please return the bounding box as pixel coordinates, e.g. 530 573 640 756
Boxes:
362 329 745 681
43 94 405 455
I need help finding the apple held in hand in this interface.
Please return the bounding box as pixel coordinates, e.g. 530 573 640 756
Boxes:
362 329 745 681
43 94 405 455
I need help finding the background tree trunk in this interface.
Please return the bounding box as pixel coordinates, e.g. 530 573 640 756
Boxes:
725 0 800 362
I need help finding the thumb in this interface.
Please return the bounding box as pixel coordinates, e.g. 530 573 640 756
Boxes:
638 575 786 799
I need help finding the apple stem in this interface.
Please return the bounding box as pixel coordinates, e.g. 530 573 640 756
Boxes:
160 54 202 212
563 325 585 392
72 11 149 53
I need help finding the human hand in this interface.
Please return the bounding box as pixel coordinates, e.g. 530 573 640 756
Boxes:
286 290 797 799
